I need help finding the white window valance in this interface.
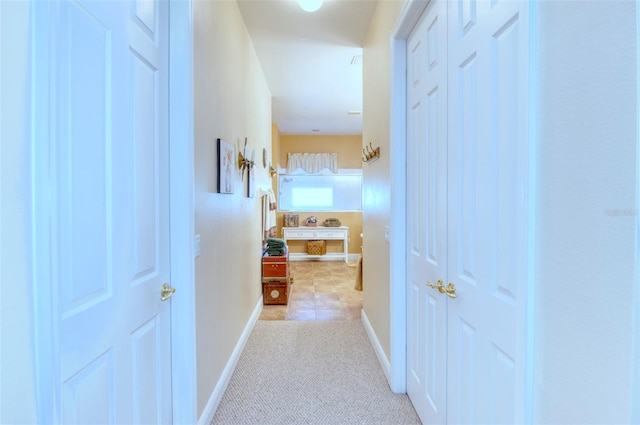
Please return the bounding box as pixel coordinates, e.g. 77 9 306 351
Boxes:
286 153 338 174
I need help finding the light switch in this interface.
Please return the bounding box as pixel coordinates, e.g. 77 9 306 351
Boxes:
194 234 201 257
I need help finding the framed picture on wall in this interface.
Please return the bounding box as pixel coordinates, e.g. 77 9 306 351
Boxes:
217 138 234 194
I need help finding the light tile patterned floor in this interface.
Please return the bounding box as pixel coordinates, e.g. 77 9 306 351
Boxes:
259 261 362 321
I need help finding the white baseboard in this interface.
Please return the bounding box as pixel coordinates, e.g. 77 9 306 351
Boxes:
361 309 391 385
198 297 263 425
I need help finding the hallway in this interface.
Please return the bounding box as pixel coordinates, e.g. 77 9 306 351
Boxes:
3 1 638 424
212 261 418 424
211 320 420 425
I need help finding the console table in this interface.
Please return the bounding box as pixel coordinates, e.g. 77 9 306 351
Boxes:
282 226 349 262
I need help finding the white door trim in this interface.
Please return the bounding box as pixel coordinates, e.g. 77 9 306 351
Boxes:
633 3 640 421
388 0 430 394
168 2 197 424
30 1 197 423
31 3 56 421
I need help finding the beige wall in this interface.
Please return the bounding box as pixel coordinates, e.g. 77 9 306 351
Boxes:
276 134 363 254
361 1 403 361
278 134 363 169
194 1 272 419
271 123 281 169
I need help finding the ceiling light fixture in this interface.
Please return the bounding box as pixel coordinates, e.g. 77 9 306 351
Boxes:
298 0 323 12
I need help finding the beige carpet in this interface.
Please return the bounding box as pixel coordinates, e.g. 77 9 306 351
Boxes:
211 321 420 425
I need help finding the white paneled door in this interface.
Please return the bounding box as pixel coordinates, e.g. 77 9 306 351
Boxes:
406 0 448 423
406 1 530 423
446 1 530 423
52 1 172 423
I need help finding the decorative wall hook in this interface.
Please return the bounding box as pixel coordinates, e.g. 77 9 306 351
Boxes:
362 142 381 163
238 137 255 177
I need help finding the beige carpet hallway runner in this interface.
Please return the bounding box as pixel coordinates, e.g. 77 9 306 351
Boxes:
211 321 420 425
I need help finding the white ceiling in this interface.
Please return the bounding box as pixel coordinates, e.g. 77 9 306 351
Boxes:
237 0 379 135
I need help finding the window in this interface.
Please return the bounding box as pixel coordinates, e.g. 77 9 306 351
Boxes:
291 187 333 208
278 171 362 212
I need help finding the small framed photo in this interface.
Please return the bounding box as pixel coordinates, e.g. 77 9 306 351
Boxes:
217 138 234 194
283 213 299 227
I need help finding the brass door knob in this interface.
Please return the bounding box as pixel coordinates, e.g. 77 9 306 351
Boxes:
425 279 446 293
425 280 456 298
443 282 457 298
161 283 176 301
